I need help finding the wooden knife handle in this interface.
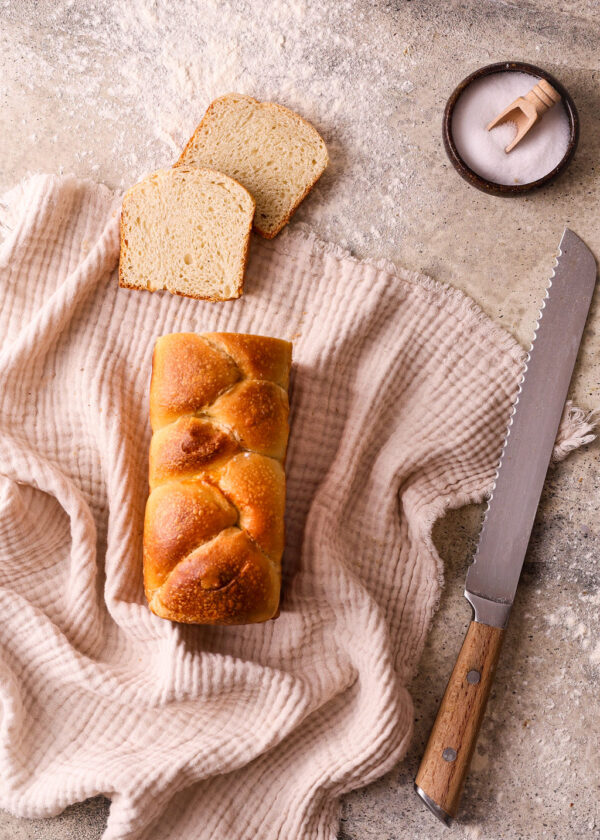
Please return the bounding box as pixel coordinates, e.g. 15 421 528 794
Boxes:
415 620 505 824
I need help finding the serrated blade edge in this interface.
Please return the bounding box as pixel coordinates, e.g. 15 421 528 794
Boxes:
465 229 596 627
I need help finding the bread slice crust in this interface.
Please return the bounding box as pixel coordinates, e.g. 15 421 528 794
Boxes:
176 93 328 239
119 167 255 301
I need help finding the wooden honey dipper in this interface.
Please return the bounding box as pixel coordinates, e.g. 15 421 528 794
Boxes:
487 78 561 153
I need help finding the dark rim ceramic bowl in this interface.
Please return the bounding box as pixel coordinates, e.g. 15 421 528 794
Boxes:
443 61 579 196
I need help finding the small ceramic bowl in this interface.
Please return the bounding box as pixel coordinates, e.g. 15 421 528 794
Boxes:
443 61 579 196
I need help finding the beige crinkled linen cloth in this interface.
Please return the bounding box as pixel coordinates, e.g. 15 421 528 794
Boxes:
0 175 596 840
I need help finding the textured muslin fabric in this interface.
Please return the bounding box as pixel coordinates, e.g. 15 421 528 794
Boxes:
0 175 595 840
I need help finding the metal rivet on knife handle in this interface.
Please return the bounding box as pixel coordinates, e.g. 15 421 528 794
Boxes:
415 229 597 825
442 748 457 762
415 621 505 823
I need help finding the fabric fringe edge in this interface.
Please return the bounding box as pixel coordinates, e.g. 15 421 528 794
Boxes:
279 224 598 462
2 177 597 466
552 400 599 463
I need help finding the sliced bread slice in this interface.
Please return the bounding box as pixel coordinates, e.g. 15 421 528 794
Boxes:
119 167 255 301
176 94 328 239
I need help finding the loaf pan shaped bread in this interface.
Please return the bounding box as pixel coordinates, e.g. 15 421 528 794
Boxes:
144 332 292 624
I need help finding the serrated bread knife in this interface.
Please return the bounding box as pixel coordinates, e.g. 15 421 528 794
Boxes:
415 229 597 824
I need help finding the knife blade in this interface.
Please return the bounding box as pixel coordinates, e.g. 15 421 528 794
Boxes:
415 229 596 825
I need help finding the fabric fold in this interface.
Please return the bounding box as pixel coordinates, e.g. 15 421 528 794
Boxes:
0 174 595 840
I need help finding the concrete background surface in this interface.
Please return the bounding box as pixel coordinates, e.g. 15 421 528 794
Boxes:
1 0 599 838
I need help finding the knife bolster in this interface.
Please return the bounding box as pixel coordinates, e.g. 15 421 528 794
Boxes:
415 620 505 822
464 590 511 628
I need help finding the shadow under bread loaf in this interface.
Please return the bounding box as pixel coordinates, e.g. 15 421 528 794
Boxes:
143 332 292 624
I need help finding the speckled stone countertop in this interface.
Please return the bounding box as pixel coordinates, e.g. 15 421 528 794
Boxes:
1 1 599 838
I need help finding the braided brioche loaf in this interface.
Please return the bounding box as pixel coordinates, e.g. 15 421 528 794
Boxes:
144 332 292 624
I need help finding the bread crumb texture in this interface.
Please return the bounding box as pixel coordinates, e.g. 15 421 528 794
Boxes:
119 167 255 301
177 94 328 238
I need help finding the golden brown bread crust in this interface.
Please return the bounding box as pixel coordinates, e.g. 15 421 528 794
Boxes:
218 453 286 559
144 332 292 624
149 416 241 489
143 481 238 591
207 381 289 459
148 528 280 625
175 93 328 239
202 332 292 388
150 333 240 431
